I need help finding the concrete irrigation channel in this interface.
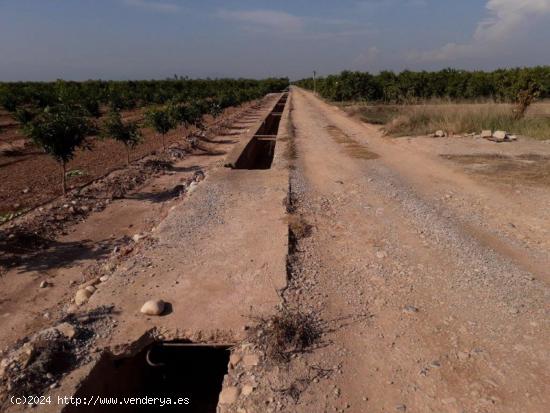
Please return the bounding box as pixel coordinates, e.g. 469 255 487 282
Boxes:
22 92 293 413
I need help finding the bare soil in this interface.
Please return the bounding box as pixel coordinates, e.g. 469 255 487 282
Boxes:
1 89 549 413
0 107 238 216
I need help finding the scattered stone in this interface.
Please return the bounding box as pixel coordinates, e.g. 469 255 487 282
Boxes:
194 170 205 182
22 188 30 194
229 353 242 368
457 351 470 361
396 404 407 411
99 275 110 283
507 134 518 141
140 299 165 316
375 251 387 259
492 130 507 142
480 130 492 139
218 386 240 405
403 305 419 314
75 289 93 306
242 354 260 367
39 281 49 289
430 360 441 368
132 233 147 243
241 384 254 396
55 322 77 339
84 285 96 294
434 130 446 138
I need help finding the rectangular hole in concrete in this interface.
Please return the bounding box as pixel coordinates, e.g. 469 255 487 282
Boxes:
233 94 288 170
66 342 231 413
234 137 277 170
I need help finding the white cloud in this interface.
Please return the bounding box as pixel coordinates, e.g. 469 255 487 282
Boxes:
412 0 550 62
217 9 304 32
123 0 181 13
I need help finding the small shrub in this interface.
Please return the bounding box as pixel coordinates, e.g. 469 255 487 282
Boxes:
248 306 321 363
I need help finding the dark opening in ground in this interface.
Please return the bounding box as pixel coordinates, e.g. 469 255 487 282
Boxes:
65 342 230 413
234 137 277 169
233 94 288 170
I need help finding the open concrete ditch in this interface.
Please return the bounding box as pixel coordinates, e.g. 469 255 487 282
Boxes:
231 93 288 170
54 92 292 413
65 341 231 413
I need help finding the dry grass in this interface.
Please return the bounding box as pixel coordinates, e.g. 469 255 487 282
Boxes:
325 125 379 159
346 101 550 140
442 153 550 186
247 305 322 363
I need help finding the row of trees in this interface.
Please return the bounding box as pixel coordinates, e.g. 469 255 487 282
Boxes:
0 78 289 114
295 67 550 103
14 78 289 195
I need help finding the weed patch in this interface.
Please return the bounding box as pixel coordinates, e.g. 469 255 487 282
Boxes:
247 306 322 363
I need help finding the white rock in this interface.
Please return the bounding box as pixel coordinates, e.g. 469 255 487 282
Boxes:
242 354 260 367
480 130 492 138
434 130 446 138
140 299 165 316
99 275 110 283
218 386 240 405
507 134 518 141
75 289 93 306
39 281 49 288
132 233 146 243
85 285 96 294
55 322 77 339
241 384 255 396
375 251 387 259
492 130 507 141
403 305 419 314
229 353 242 368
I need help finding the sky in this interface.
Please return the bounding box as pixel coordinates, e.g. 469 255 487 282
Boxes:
1 0 549 81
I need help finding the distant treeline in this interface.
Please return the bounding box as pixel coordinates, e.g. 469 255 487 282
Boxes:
295 67 550 103
0 77 290 115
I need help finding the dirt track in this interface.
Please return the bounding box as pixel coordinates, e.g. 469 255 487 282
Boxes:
272 88 549 413
1 89 549 412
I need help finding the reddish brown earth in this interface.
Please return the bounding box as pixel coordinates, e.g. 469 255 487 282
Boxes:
1 89 549 413
0 107 237 216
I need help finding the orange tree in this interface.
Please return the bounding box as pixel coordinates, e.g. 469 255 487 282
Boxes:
102 110 142 165
23 105 93 195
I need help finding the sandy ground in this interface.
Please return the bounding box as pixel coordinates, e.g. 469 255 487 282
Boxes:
252 88 549 413
1 88 549 412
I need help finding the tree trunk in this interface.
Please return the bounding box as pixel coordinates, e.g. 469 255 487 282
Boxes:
126 145 131 166
61 161 67 196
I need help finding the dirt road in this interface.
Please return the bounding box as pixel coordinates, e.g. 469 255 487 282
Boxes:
1 88 549 412
269 88 549 413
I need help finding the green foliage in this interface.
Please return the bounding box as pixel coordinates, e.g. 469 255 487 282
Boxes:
145 106 175 150
296 67 550 103
102 110 142 163
23 105 93 194
14 108 37 125
103 110 141 148
23 105 92 164
0 78 289 114
145 107 174 135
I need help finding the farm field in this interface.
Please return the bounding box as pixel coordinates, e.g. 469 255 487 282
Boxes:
2 0 550 410
1 85 549 413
